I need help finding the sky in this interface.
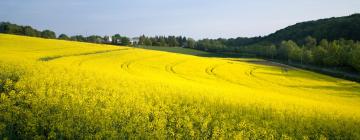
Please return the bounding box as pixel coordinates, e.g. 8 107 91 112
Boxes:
1 0 360 39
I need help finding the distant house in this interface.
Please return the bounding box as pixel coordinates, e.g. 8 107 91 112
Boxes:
131 37 140 46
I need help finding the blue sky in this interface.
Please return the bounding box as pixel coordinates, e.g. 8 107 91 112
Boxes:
1 0 360 39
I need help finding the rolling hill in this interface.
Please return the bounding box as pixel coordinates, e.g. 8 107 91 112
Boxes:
262 13 360 43
0 34 360 139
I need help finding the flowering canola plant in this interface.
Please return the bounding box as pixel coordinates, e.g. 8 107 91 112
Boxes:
0 34 360 139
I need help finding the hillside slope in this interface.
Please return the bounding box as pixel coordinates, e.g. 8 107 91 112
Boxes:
263 14 360 43
0 34 360 139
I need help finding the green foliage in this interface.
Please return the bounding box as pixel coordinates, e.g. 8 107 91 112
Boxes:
0 22 41 37
323 42 341 66
265 14 360 43
0 22 23 35
238 36 360 72
0 22 135 46
158 37 167 46
58 34 70 40
167 36 179 47
278 40 298 59
41 30 56 39
186 38 196 49
86 35 103 44
319 39 329 48
111 34 122 44
111 34 130 46
23 26 40 37
302 49 314 64
265 45 277 59
144 37 152 46
289 45 302 62
350 45 360 71
120 37 131 46
312 46 328 65
196 39 226 52
190 14 360 50
137 35 188 47
224 37 262 46
305 36 317 48
70 35 86 42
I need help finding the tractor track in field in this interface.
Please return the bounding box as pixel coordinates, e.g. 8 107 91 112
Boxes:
246 67 275 85
204 64 248 87
246 67 299 88
205 65 217 76
26 47 70 52
240 59 305 88
120 54 164 75
164 60 193 81
76 51 124 66
38 49 129 61
243 67 287 90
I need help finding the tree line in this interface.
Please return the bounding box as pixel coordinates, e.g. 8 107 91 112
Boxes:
0 22 56 39
140 35 360 73
237 36 360 72
0 22 131 46
137 35 196 48
137 36 262 53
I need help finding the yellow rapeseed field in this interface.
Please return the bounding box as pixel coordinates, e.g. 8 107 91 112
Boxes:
0 34 360 139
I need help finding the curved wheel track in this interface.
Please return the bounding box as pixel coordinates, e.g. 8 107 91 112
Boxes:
204 64 248 87
119 54 164 75
246 67 302 89
164 60 193 81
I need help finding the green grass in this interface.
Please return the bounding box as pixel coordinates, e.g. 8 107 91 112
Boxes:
138 46 220 57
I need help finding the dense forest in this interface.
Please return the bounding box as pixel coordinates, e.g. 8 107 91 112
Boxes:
263 13 360 44
1 13 360 76
239 37 360 72
191 13 360 51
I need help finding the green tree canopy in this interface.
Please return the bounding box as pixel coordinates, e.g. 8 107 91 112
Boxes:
41 30 56 39
58 34 70 40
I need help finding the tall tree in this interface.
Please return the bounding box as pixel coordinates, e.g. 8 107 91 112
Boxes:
186 38 196 48
304 36 317 48
350 44 360 71
302 49 314 64
121 37 131 46
70 35 86 42
312 46 328 65
41 30 56 39
144 37 152 46
264 45 277 59
278 40 297 60
23 26 39 37
289 45 302 63
58 34 70 40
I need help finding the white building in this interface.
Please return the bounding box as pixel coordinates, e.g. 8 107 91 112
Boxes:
131 37 140 46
